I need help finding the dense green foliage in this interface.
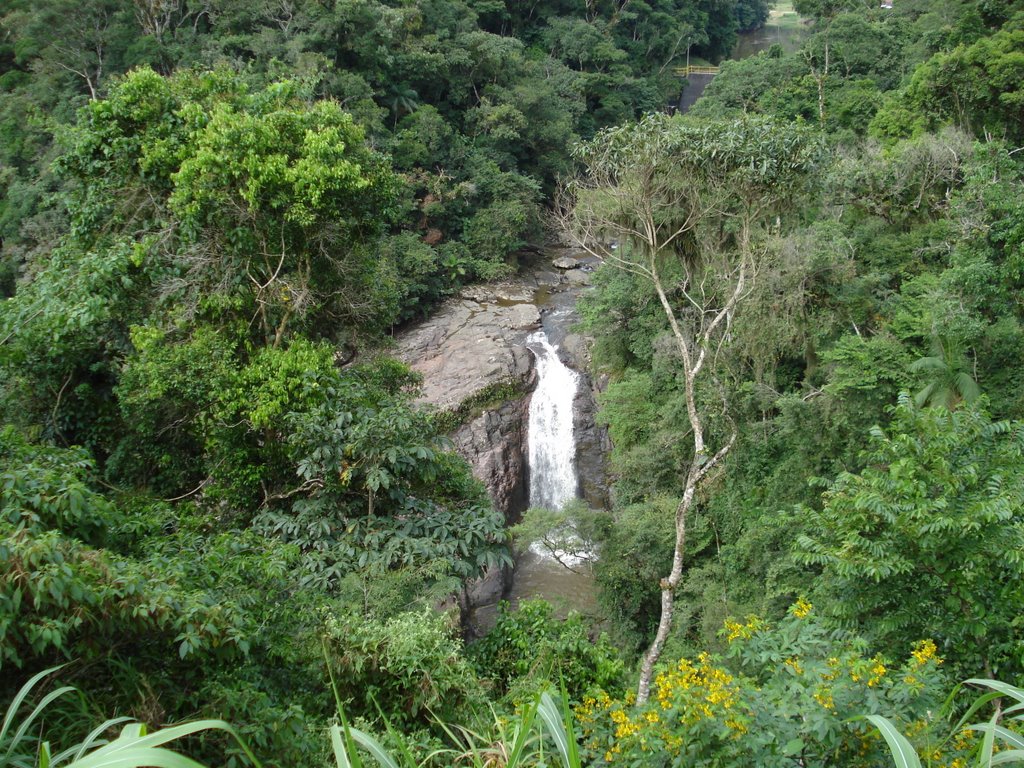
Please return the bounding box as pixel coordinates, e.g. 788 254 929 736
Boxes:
4 0 1024 765
796 398 1024 679
470 599 625 702
577 0 1024 704
0 0 766 295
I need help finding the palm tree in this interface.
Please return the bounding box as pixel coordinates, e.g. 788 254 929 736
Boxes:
910 335 981 410
385 84 420 127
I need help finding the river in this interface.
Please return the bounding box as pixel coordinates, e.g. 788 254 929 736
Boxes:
734 1 809 59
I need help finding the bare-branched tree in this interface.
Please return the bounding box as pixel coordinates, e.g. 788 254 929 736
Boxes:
558 113 819 702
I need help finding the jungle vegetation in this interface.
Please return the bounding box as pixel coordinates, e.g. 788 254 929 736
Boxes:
3 0 1024 765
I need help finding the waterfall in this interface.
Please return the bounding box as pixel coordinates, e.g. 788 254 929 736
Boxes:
526 330 580 509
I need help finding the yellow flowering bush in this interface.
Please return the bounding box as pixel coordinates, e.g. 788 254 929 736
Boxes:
790 597 813 619
577 653 752 765
576 603 951 767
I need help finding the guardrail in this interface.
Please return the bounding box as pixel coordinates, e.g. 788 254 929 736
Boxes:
673 65 720 77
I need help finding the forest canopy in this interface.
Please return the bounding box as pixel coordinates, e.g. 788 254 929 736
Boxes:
3 0 1024 766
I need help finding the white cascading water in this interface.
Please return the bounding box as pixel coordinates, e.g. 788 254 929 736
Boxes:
526 330 580 509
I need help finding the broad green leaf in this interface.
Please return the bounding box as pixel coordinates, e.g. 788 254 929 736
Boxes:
865 715 922 768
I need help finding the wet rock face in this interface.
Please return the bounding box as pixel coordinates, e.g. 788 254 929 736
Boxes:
450 390 532 525
561 333 611 510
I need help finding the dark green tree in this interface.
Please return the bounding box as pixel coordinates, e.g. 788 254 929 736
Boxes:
797 396 1024 678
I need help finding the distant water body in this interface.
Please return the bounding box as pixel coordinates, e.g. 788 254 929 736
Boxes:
734 3 810 59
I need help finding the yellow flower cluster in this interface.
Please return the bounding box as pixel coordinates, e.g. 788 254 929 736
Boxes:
904 639 942 686
867 656 887 687
575 691 613 725
610 708 641 739
910 639 942 666
790 597 813 619
653 653 747 734
723 615 764 643
577 659 753 765
783 657 804 676
813 686 835 711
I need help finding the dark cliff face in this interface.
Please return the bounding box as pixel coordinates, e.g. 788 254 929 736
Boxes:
573 369 612 510
451 373 535 526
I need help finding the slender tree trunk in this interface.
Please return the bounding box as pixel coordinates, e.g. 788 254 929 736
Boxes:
637 464 699 703
637 272 707 704
635 231 748 703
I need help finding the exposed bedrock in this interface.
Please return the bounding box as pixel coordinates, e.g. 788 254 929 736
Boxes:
393 248 609 617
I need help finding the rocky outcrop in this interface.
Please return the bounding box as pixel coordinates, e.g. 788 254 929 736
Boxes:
450 387 532 524
395 248 610 624
395 281 544 522
396 293 536 413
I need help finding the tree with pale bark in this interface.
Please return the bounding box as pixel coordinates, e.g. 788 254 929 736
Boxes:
560 112 819 702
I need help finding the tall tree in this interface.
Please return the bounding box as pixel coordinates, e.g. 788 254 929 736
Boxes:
561 113 819 701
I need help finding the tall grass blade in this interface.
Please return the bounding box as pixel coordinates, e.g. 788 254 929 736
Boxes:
865 715 923 768
557 684 581 768
65 746 208 768
537 693 569 766
516 685 584 768
430 718 486 768
51 718 134 765
329 726 353 768
991 750 1024 765
65 720 259 768
965 681 1024 707
6 686 78 764
948 691 1006 738
334 706 363 768
979 712 998 767
1 666 69 751
968 724 1024 750
323 638 345 718
347 729 401 768
505 695 540 768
